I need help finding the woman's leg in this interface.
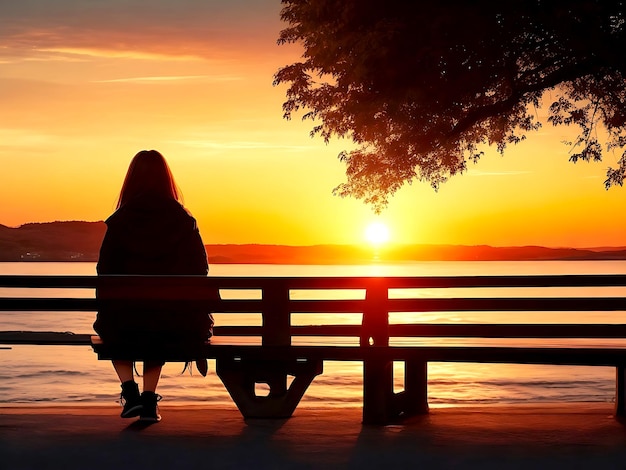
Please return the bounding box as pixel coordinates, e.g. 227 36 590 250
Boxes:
112 360 134 383
112 360 142 418
142 361 163 392
140 361 163 422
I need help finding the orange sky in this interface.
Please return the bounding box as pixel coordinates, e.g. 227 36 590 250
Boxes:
0 0 624 248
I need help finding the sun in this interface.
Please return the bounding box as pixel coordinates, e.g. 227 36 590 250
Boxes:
365 221 390 245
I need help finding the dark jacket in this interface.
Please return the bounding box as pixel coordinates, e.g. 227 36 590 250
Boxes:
94 196 213 343
96 196 208 276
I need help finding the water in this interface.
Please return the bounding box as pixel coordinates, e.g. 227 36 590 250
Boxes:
1 260 625 409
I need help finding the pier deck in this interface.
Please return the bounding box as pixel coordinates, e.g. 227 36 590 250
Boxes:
2 403 626 469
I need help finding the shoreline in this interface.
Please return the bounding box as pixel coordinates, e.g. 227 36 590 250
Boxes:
0 400 615 409
4 254 626 263
2 403 626 469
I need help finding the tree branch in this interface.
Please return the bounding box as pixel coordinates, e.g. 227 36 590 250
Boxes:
448 57 604 140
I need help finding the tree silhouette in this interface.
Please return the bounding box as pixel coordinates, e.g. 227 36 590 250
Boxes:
274 0 626 211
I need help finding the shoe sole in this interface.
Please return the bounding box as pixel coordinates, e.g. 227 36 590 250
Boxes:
120 404 143 418
139 415 161 422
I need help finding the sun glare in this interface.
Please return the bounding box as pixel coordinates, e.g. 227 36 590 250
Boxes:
365 221 390 245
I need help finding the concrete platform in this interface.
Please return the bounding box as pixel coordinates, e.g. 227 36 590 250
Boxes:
2 403 626 469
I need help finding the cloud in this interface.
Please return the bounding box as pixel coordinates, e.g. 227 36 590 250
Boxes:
0 127 52 141
35 47 195 61
172 139 314 152
0 0 283 62
468 170 532 177
95 74 242 83
0 128 55 148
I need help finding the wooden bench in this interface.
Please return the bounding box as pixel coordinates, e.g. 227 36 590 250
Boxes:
2 273 626 424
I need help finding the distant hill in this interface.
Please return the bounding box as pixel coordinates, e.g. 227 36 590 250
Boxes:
0 220 624 263
0 221 107 261
201 243 625 263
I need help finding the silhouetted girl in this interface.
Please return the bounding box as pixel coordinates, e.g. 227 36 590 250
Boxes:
94 150 212 422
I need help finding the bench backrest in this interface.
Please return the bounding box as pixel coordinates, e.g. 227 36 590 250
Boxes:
1 274 626 347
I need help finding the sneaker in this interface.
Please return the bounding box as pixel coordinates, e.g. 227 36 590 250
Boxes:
119 380 142 418
139 391 162 422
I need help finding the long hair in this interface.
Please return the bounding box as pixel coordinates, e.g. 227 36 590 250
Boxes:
116 150 181 209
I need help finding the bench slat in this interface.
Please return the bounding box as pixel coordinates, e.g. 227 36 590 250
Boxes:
3 296 626 313
3 273 626 289
89 335 626 366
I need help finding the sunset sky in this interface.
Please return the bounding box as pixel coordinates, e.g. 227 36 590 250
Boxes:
1 0 625 248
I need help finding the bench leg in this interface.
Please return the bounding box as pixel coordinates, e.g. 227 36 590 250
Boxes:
216 357 323 419
616 365 626 417
402 359 429 415
363 359 429 425
363 358 394 425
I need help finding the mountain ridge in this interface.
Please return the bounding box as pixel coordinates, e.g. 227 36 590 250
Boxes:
0 221 624 263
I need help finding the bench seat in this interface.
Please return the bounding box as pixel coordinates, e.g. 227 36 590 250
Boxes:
91 335 626 366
